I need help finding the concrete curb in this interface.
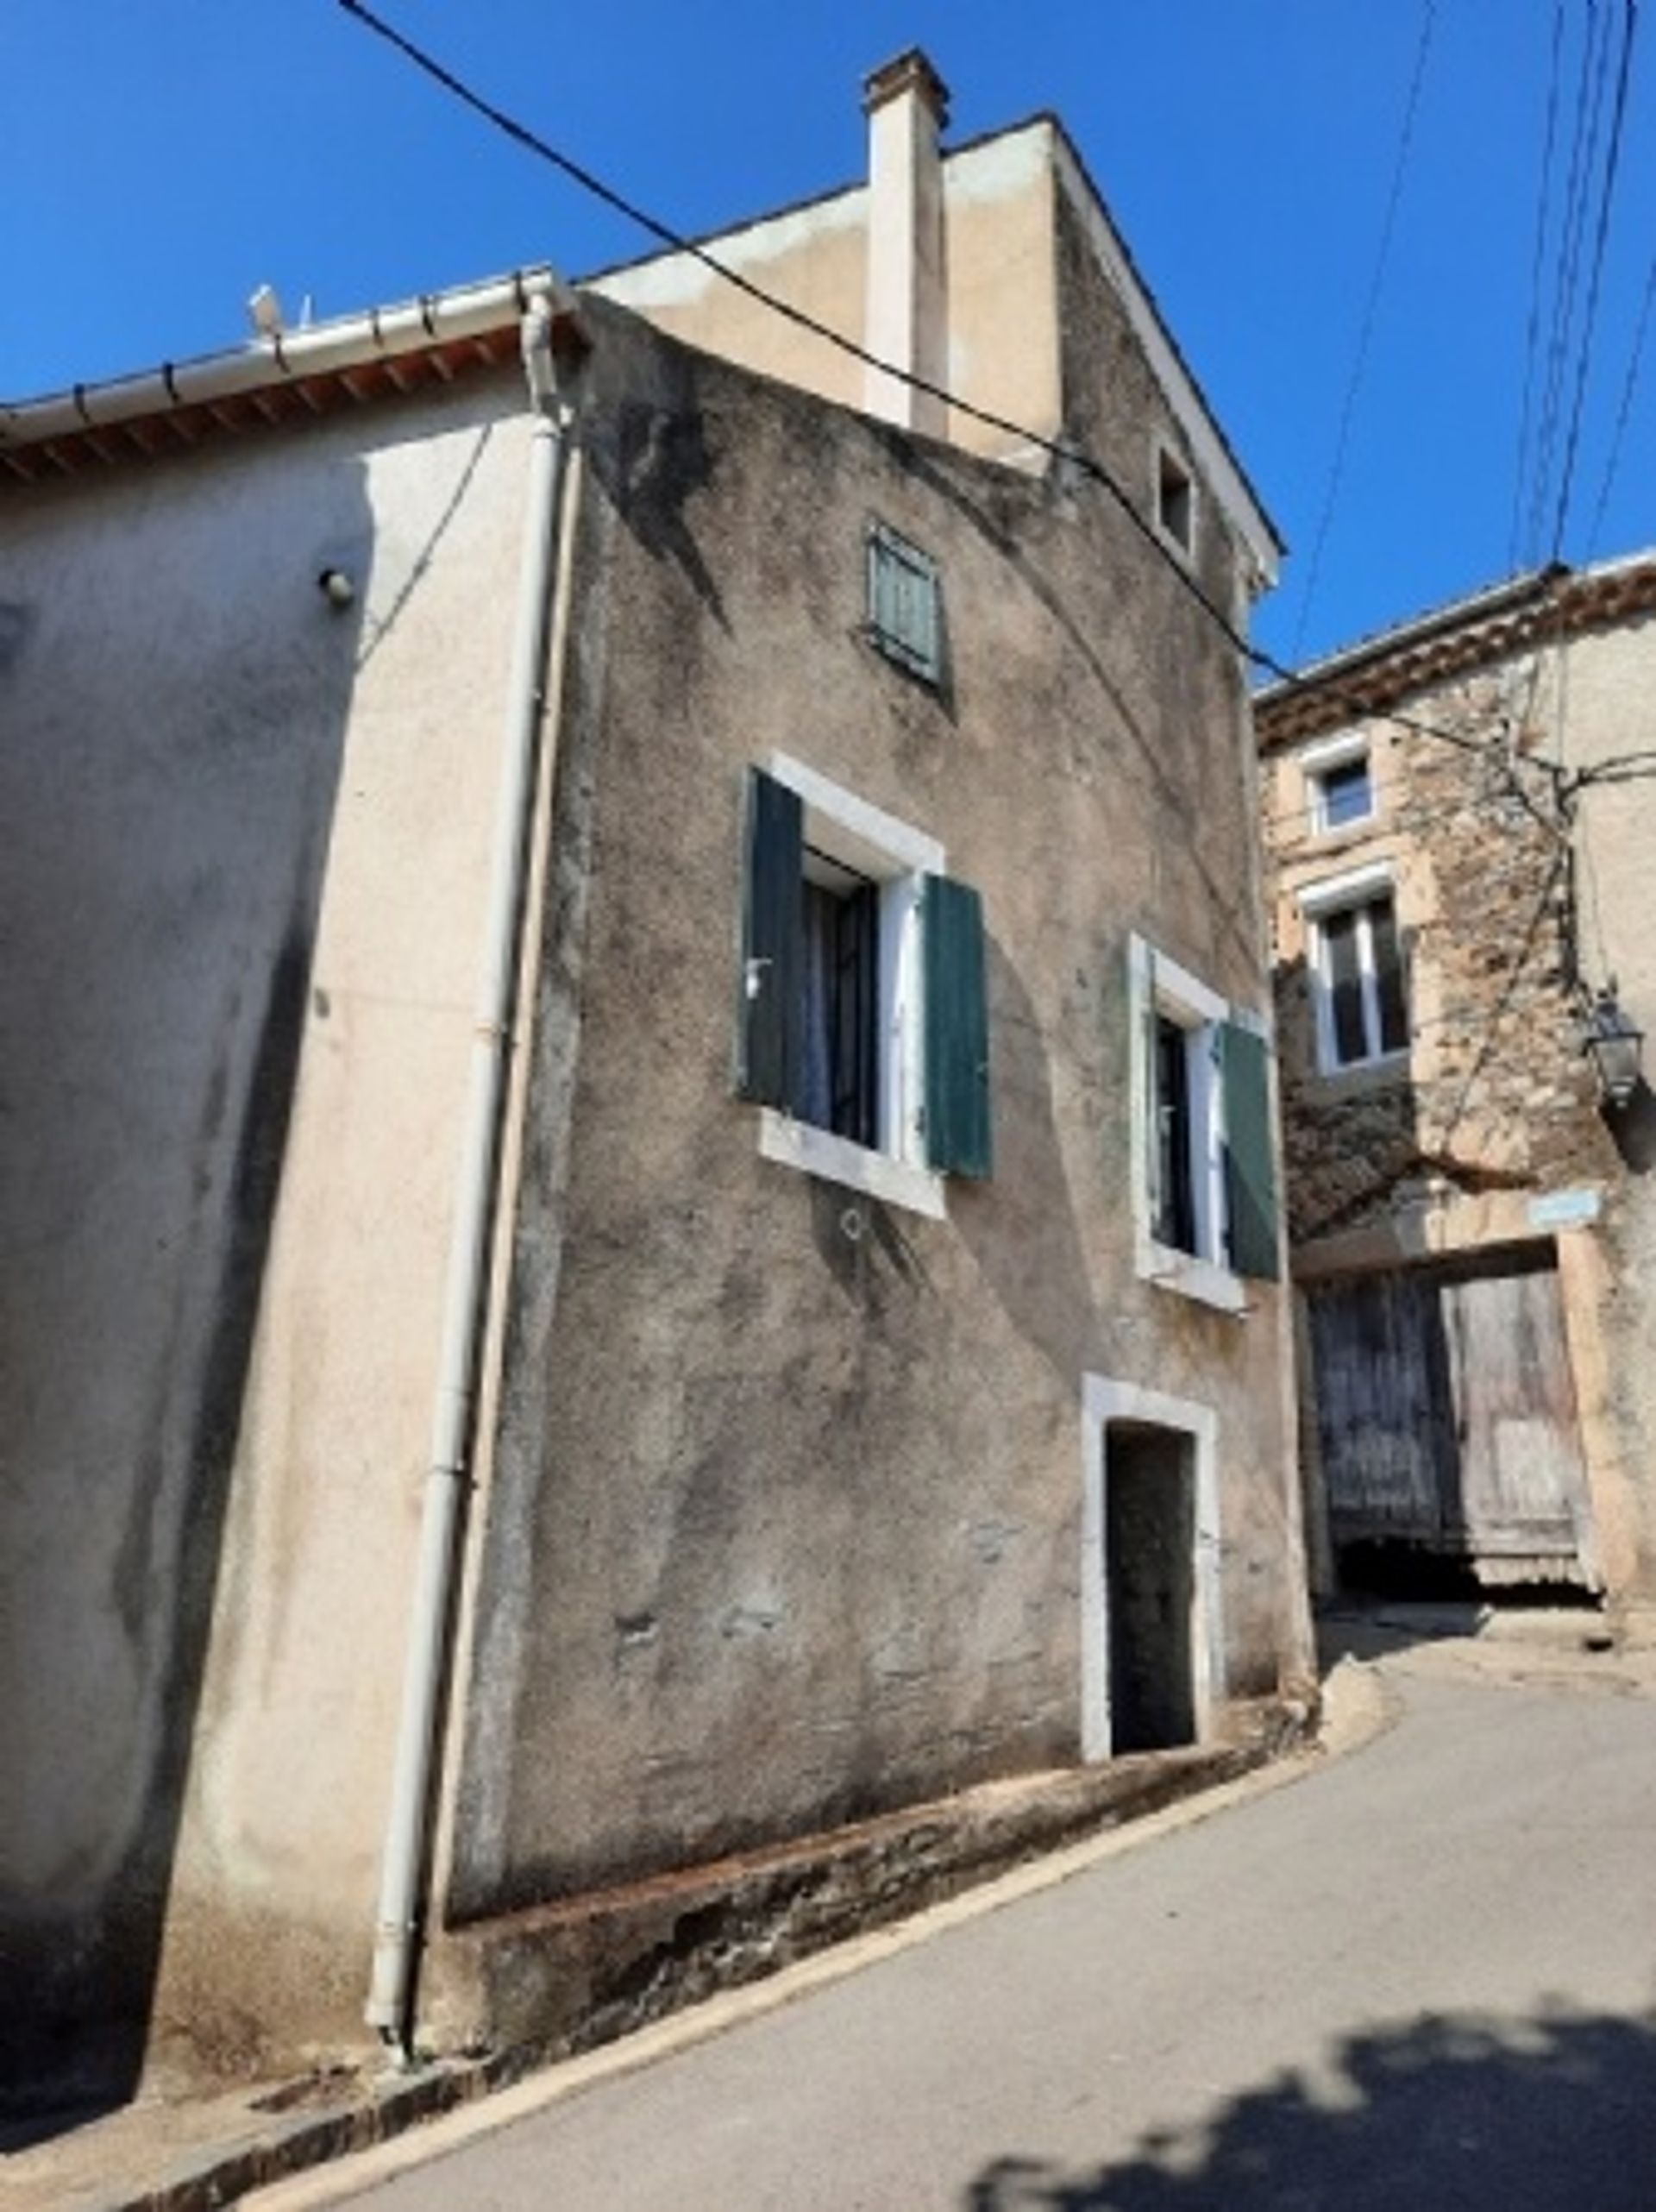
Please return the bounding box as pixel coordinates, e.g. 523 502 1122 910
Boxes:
9 1700 1332 2212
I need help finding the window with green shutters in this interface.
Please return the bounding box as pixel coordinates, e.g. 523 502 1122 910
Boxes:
1130 934 1280 1310
738 758 990 1215
1220 1020 1280 1281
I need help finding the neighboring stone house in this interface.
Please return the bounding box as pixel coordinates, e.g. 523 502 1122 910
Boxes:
1257 554 1656 1618
0 54 1307 2111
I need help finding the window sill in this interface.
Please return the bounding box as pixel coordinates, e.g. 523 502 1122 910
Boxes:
1301 818 1379 856
1138 1238 1247 1316
759 1110 946 1221
1309 1049 1411 1091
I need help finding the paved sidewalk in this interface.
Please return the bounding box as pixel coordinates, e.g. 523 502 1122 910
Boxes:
267 1637 1656 2212
9 1600 1645 2212
2 1711 1313 2212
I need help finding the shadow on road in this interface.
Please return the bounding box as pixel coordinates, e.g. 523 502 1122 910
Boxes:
965 2004 1656 2210
1312 1587 1611 1685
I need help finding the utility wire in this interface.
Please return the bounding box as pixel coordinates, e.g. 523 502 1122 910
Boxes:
1548 0 1640 559
336 0 1527 770
1289 0 1437 663
1584 237 1656 555
336 5 1254 650
1509 0 1571 571
1524 0 1615 567
1527 0 1615 563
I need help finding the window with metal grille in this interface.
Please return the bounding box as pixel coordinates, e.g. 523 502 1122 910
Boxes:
866 522 941 683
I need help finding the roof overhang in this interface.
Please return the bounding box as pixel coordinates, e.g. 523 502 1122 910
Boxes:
1 269 586 485
1256 552 1656 750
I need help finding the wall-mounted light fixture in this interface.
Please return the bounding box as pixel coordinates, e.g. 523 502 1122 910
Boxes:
1583 983 1644 1110
317 567 355 611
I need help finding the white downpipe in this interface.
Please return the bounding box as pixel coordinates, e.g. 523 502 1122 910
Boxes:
365 294 577 2050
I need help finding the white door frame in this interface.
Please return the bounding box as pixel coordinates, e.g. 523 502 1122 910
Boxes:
1081 1374 1224 1760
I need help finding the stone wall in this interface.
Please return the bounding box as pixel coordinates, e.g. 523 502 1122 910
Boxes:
1264 672 1618 1251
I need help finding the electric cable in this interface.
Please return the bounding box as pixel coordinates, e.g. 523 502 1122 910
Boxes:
336 0 1509 766
1509 0 1571 572
1547 0 1640 561
336 0 1656 896
1523 0 1615 568
1289 0 1437 663
1583 237 1656 556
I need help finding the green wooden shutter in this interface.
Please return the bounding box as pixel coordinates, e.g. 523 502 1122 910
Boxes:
1221 1020 1281 1280
737 769 802 1109
922 873 992 1178
1140 951 1163 1239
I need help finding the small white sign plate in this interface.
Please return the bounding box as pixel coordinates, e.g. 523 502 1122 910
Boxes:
1527 1187 1602 1231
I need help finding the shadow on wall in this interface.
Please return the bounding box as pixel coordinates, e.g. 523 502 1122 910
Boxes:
0 456 376 2128
965 2004 1656 2211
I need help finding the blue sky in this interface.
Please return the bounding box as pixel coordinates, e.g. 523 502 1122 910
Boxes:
4 2 1652 666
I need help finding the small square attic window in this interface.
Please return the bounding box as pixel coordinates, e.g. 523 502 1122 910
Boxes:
1311 753 1375 833
866 521 941 683
1156 444 1195 556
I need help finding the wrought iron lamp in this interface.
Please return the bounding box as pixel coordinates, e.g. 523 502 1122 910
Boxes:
1583 983 1644 1110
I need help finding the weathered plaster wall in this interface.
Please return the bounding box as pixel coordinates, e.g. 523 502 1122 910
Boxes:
0 378 532 2097
591 124 1064 467
1559 611 1656 1599
444 292 1304 1935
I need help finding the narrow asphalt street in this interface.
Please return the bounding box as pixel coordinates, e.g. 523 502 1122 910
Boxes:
261 1631 1656 2211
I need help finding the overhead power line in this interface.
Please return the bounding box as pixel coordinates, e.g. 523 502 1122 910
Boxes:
1289 0 1437 664
1584 127 1655 541
1547 0 1640 560
1509 0 1570 572
337 0 1545 769
1523 0 1616 566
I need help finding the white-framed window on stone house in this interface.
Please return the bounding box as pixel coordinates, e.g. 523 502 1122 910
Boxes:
865 520 941 684
1302 733 1376 835
1153 441 1196 560
1300 864 1410 1074
1128 934 1280 1311
737 754 991 1218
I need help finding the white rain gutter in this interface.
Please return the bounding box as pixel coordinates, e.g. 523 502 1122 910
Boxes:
0 267 567 451
365 291 581 2053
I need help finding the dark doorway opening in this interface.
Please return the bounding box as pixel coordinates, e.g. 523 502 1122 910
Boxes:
1105 1421 1196 1751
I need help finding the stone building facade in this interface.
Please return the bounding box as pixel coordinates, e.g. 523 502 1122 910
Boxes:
1258 556 1656 1612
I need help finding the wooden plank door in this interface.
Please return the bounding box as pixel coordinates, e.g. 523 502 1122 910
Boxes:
1308 1251 1591 1580
1439 1254 1590 1573
1308 1270 1454 1549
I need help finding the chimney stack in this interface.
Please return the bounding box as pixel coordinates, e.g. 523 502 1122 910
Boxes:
862 49 950 438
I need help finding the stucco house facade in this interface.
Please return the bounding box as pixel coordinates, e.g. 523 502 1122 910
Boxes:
1257 554 1656 1619
1 54 1308 2109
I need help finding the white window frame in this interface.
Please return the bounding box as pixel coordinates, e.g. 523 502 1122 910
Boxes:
1298 862 1409 1076
1301 732 1377 837
756 751 946 1219
1128 933 1247 1316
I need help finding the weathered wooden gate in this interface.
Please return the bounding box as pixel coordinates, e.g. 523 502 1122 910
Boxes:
1307 1247 1594 1586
